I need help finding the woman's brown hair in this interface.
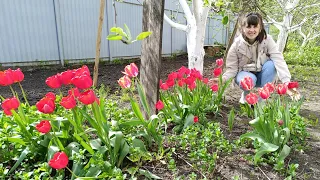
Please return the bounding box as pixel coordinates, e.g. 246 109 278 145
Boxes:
242 12 267 43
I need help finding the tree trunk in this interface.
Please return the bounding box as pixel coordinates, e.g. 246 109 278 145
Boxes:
277 14 292 52
187 9 208 74
93 0 106 87
140 0 165 118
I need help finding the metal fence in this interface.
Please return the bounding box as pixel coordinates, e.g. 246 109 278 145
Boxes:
0 0 231 66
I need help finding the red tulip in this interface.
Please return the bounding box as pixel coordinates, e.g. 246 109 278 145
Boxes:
245 93 258 105
264 82 275 93
240 76 254 91
78 90 96 105
68 88 81 98
278 120 284 126
74 65 90 76
155 100 164 110
166 79 175 88
167 72 178 81
0 70 14 86
277 84 287 95
190 69 202 80
177 79 186 87
216 58 224 67
213 68 222 77
118 76 131 89
159 80 169 90
258 88 270 99
1 97 20 116
71 74 93 89
45 92 56 101
36 120 51 134
36 97 55 114
287 81 299 89
122 63 139 77
12 68 24 83
60 95 76 109
193 116 199 123
46 75 62 89
59 70 75 85
211 84 219 92
49 152 69 169
203 78 209 84
188 82 196 91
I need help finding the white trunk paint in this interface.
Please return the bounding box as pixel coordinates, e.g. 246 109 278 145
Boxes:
163 0 212 74
277 14 292 52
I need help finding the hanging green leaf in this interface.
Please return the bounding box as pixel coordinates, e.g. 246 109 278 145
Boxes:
136 31 152 40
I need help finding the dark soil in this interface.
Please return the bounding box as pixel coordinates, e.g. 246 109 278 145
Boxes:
1 55 319 179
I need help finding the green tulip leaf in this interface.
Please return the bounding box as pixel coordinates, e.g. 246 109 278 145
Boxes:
278 145 291 162
138 169 162 179
8 148 30 174
254 143 279 164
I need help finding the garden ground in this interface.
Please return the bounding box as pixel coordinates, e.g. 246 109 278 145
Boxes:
1 55 319 179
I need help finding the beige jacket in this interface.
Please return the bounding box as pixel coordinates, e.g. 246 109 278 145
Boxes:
222 34 291 83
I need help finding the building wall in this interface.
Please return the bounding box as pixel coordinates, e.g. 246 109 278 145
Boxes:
0 0 232 66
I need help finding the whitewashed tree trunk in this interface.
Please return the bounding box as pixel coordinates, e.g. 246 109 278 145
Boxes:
163 0 212 74
276 14 292 52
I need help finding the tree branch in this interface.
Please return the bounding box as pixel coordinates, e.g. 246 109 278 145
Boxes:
266 15 283 29
193 0 203 23
301 3 320 11
179 0 194 24
164 13 188 31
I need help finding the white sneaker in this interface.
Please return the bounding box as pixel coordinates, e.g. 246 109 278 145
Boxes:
239 92 246 104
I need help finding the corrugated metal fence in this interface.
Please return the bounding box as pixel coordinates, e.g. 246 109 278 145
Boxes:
0 0 231 66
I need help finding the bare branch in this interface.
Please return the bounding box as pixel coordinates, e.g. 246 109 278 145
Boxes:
266 15 283 29
301 3 320 11
164 13 188 32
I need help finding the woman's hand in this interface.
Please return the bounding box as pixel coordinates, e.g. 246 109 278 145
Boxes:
208 78 219 86
286 88 301 101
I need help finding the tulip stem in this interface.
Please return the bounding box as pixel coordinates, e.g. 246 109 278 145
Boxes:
18 82 30 107
9 85 17 97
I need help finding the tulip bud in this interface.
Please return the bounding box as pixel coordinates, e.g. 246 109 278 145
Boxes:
278 120 284 126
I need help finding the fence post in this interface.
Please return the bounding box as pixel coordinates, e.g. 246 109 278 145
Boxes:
52 0 64 66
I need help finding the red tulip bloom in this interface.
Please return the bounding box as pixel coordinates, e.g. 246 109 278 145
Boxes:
68 88 81 98
245 93 258 105
278 119 284 126
166 79 175 88
277 84 287 95
203 78 209 84
74 65 90 76
122 63 139 77
59 70 75 85
177 79 186 87
167 72 178 81
188 82 196 91
258 88 270 99
49 152 69 169
72 74 93 89
193 116 199 123
159 80 169 90
155 100 164 110
216 58 224 67
36 97 55 114
78 90 96 105
118 76 131 89
287 81 299 89
1 97 20 116
0 70 14 86
240 77 254 91
36 120 51 134
211 84 219 92
45 92 56 101
190 69 202 80
264 82 275 93
213 68 222 77
12 68 24 83
60 95 76 109
46 75 62 89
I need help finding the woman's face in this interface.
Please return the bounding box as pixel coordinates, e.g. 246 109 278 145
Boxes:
243 24 261 41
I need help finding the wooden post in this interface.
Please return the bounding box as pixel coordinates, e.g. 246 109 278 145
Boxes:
140 0 165 118
93 0 106 87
